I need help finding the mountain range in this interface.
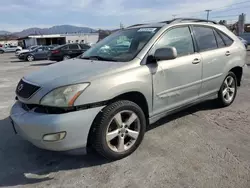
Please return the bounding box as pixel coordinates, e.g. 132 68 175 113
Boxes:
0 25 96 37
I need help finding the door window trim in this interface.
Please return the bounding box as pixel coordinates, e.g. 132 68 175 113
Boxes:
148 25 197 57
214 28 234 47
190 24 234 52
191 25 219 52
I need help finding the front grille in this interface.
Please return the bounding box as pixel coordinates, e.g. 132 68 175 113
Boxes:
16 79 40 99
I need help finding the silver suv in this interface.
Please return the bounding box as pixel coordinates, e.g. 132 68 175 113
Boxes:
10 18 246 160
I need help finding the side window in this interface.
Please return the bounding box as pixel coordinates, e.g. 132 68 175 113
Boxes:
218 31 234 46
213 30 226 48
62 45 69 50
193 26 217 51
154 26 194 57
69 44 79 50
79 44 90 49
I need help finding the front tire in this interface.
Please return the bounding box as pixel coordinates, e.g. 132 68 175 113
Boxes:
26 55 34 62
217 72 237 107
0 50 4 54
91 100 146 160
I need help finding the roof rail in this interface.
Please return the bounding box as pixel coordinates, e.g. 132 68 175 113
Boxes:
127 24 146 28
160 18 218 24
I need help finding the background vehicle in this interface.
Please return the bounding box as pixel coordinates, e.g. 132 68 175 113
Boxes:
0 45 22 54
18 46 54 61
238 36 248 49
15 45 39 56
11 18 246 160
48 43 90 61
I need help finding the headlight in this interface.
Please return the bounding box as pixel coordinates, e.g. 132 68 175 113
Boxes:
40 83 89 107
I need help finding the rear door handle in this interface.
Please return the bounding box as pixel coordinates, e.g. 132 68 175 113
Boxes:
192 58 201 64
225 51 230 56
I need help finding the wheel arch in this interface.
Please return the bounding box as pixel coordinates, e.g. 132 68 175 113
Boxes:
87 91 150 149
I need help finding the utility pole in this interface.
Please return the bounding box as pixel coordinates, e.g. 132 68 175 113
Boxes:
205 10 212 20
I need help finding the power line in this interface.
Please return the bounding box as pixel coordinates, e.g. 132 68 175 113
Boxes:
176 0 250 17
211 14 239 18
213 4 250 13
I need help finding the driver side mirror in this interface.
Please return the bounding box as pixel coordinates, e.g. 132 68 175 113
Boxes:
147 47 177 64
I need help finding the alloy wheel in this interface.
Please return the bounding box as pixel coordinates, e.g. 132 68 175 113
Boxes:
222 75 236 103
27 55 34 62
106 110 140 153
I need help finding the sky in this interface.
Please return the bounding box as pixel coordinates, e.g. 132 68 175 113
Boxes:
0 0 250 32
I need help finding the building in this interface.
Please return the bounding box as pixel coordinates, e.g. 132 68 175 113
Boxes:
18 33 99 48
0 35 19 46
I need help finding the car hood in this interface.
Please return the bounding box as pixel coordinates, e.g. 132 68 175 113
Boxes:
24 58 127 87
19 49 29 53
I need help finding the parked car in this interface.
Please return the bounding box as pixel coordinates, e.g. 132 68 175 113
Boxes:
0 45 22 53
15 45 39 56
18 46 53 61
238 36 248 49
10 18 246 160
48 43 90 61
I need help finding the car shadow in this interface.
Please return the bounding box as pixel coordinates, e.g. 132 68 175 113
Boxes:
0 100 219 187
30 62 54 66
10 60 24 63
0 117 110 187
9 57 18 59
147 99 220 131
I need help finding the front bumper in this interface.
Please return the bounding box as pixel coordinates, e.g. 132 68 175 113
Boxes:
10 101 104 152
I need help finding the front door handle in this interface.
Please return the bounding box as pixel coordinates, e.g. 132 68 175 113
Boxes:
192 58 201 64
225 51 231 56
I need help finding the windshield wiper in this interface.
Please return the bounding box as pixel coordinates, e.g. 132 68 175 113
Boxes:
81 56 117 62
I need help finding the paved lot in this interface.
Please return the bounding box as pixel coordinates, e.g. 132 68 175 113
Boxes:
0 52 250 188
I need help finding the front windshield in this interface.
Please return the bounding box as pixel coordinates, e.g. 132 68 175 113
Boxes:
81 27 160 62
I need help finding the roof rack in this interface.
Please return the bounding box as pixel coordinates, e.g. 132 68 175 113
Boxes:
160 18 218 24
127 24 146 28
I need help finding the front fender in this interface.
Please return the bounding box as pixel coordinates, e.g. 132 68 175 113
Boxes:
75 65 153 113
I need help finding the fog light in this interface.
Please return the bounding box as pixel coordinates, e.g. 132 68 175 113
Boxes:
43 132 66 141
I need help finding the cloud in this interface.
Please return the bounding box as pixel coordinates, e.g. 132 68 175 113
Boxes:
0 0 245 31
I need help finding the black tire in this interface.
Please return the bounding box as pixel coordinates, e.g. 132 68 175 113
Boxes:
63 55 70 60
26 55 35 62
16 49 20 52
0 50 4 54
91 100 146 160
217 72 237 107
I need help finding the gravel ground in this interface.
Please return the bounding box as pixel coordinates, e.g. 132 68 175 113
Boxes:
0 52 250 188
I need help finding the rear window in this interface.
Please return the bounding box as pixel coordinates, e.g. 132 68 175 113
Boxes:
79 44 90 49
213 30 226 48
193 26 217 51
218 31 234 46
61 45 69 50
69 44 79 50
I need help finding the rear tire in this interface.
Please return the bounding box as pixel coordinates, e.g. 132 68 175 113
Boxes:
91 100 146 160
0 50 4 54
217 72 237 107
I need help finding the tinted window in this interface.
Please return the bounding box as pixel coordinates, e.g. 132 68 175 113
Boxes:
69 44 79 50
218 31 233 46
193 26 217 51
214 30 226 48
154 26 194 57
61 45 69 50
79 44 90 49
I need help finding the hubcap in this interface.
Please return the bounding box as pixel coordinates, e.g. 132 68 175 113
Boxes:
27 56 34 61
106 110 140 153
63 56 70 60
222 75 236 103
